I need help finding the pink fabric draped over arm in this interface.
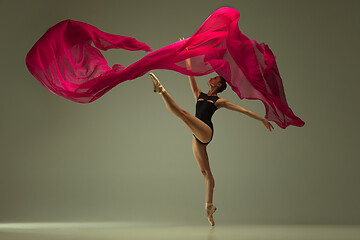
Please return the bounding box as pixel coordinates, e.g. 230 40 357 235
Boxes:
26 7 304 129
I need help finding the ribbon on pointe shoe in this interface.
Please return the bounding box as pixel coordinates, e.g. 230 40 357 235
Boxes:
206 203 217 226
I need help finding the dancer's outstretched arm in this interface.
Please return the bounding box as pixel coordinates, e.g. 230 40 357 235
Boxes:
216 98 274 131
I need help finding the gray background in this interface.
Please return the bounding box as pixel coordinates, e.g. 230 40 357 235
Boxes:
0 0 359 225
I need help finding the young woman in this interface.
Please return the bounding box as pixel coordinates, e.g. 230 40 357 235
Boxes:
149 69 273 226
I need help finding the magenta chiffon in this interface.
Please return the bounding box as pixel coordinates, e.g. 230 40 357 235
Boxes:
26 7 304 129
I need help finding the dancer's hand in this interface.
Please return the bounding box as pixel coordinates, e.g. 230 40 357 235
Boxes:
262 118 274 132
179 37 188 50
180 37 192 71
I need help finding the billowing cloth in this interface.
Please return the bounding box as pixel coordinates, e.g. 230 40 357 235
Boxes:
26 7 304 129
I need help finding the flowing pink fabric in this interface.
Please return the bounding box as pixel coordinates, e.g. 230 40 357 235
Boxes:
26 7 304 129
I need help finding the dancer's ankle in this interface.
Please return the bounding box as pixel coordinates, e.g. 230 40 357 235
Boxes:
159 88 166 94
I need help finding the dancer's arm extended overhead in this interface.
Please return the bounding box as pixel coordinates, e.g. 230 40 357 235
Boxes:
216 98 274 132
187 66 201 101
182 37 201 101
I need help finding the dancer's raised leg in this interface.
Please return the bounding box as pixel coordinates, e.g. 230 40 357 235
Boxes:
150 73 212 144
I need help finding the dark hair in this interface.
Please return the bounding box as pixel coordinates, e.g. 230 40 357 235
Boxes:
217 76 227 93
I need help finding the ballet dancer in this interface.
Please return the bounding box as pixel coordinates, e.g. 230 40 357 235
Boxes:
149 55 273 226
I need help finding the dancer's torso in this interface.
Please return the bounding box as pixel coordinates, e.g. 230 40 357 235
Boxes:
195 92 219 129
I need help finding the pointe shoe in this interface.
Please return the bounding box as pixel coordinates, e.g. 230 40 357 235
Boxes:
206 204 217 226
149 72 165 94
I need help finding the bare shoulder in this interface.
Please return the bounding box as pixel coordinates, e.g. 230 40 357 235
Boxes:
215 97 229 108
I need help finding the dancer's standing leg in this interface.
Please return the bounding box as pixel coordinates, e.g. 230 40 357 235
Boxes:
192 136 216 226
192 137 215 204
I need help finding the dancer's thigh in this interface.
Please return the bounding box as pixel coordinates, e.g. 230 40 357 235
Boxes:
192 136 211 174
179 110 212 144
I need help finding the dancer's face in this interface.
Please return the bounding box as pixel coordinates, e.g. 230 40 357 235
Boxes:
208 76 222 88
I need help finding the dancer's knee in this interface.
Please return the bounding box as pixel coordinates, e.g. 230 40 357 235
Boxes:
202 170 215 187
201 169 213 180
178 109 190 120
201 170 208 177
168 105 184 118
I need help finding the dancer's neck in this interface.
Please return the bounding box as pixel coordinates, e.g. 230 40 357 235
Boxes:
207 88 218 96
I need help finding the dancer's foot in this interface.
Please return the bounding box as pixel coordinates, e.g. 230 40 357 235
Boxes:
149 72 165 94
206 203 217 226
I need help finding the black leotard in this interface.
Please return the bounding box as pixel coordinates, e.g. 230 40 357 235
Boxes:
193 92 220 145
